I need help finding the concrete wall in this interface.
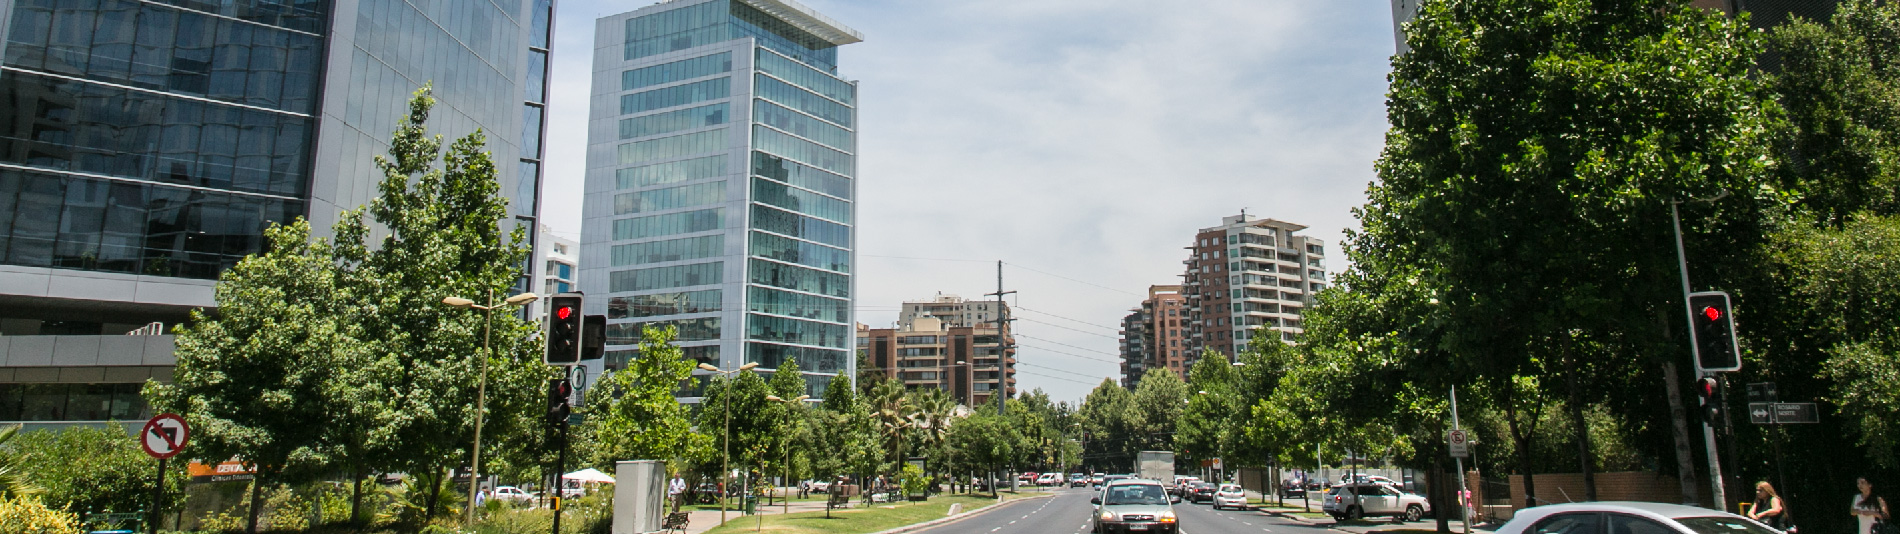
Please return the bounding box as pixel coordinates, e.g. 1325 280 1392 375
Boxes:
0 335 176 367
1508 471 1685 509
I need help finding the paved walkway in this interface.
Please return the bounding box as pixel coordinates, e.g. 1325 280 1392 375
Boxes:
674 490 875 534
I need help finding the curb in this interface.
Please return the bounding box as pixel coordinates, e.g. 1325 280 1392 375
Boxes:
865 493 1057 534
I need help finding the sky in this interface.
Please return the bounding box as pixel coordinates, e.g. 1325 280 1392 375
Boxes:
541 0 1401 405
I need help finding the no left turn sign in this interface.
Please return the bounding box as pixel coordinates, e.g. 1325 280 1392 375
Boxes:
141 413 190 460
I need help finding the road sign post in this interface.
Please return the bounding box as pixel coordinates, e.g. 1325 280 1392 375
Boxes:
140 414 189 534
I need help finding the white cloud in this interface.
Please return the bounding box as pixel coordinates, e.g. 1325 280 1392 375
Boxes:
542 0 1397 403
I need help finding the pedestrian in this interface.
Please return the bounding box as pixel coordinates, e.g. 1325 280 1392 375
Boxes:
668 474 686 509
1855 476 1889 534
799 480 809 499
1749 481 1787 530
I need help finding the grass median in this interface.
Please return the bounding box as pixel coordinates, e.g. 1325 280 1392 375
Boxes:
701 492 1038 534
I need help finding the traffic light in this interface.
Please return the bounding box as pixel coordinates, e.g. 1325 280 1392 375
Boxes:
1696 377 1721 423
582 314 606 361
546 378 572 427
1688 291 1740 373
546 293 583 364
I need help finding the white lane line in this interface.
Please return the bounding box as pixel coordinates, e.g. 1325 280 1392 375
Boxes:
990 528 1001 532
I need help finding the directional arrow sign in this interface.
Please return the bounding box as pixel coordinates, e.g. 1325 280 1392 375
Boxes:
1748 403 1773 425
141 413 190 459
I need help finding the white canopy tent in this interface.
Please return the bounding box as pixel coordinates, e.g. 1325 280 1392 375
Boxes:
563 468 616 484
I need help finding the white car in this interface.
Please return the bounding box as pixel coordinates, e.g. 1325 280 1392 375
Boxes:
1321 483 1431 522
1213 484 1248 510
491 486 533 504
1036 473 1060 486
1497 502 1779 534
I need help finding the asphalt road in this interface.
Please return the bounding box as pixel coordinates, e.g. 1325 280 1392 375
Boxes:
914 488 1341 534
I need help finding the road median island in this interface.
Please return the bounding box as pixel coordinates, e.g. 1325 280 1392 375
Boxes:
700 492 1053 534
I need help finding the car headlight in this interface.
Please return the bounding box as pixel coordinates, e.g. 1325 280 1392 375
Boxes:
1100 510 1117 521
1160 511 1178 523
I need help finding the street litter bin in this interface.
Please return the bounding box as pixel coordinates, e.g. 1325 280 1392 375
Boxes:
743 495 757 514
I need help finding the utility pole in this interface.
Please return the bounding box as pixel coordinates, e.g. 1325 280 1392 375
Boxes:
986 260 1016 490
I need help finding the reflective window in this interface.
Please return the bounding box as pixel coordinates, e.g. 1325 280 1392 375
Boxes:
615 181 726 214
746 342 846 372
747 313 848 348
5 0 327 113
0 382 149 421
608 261 723 292
612 208 723 240
755 48 852 105
555 263 572 279
607 317 720 344
622 52 731 91
526 50 548 103
515 160 539 214
0 70 313 196
606 345 717 368
621 77 730 115
618 128 728 165
752 152 849 199
621 103 728 140
748 286 848 323
611 234 724 266
749 231 848 273
623 0 728 61
618 155 727 190
145 0 327 33
0 169 301 279
754 126 851 176
753 100 852 151
749 258 847 298
753 177 849 224
1531 513 1600 534
530 0 552 49
521 104 544 157
729 1 837 72
608 289 722 319
754 74 852 128
751 204 848 248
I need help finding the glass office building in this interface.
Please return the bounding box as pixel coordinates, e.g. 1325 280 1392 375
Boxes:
0 0 554 426
581 0 862 400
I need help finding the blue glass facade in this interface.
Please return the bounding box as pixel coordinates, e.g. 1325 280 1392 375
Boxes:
585 0 860 395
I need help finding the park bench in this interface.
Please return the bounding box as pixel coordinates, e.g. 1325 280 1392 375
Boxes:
661 511 689 533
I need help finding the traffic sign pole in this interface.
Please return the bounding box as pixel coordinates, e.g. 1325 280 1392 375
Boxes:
1451 386 1470 534
139 414 189 534
151 457 166 534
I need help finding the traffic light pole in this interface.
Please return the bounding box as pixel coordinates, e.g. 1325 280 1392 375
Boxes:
1673 202 1726 510
551 421 567 534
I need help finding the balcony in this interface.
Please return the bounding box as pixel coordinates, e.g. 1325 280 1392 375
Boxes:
0 335 177 367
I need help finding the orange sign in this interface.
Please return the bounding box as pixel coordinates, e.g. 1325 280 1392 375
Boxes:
187 459 255 482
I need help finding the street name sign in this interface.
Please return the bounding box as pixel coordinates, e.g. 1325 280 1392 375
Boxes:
1772 403 1819 424
140 413 189 459
1746 382 1777 403
1447 429 1470 458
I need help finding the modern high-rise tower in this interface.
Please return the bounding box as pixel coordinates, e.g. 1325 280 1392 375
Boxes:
0 0 556 427
580 0 863 401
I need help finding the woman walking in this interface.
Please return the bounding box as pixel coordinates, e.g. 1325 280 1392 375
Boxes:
1749 481 1787 530
1854 477 1888 534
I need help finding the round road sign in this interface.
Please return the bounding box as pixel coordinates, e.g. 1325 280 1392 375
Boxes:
1448 430 1469 446
141 413 190 460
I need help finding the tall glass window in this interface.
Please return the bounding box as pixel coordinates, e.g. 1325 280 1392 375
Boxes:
618 129 728 165
612 208 724 240
623 0 728 61
618 155 727 190
615 181 726 214
752 152 849 199
749 258 848 298
621 103 728 140
754 75 852 128
753 126 851 176
755 48 853 105
747 313 848 348
728 1 838 72
746 342 846 372
751 204 848 247
753 100 852 151
622 52 732 90
622 77 731 115
749 231 848 273
0 169 301 279
608 289 722 318
611 235 724 266
748 286 848 323
752 178 849 224
608 261 723 292
608 317 720 344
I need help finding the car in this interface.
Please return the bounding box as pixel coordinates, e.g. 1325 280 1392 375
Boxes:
1321 483 1432 522
1037 473 1060 486
1091 479 1180 534
1072 473 1091 488
1495 502 1779 534
1171 476 1201 496
1213 484 1248 510
1019 472 1040 484
1189 481 1218 503
805 480 830 493
491 486 533 504
1281 480 1308 499
1091 473 1107 487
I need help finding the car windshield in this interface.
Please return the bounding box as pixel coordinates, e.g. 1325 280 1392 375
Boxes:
1675 517 1780 534
1106 484 1170 506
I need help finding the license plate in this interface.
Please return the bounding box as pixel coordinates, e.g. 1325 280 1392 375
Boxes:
1128 525 1149 531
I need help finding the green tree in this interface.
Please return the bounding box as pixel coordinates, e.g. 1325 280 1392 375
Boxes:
695 369 777 484
1769 0 1900 224
943 408 1018 497
2 425 185 516
1131 368 1188 453
582 326 707 468
0 425 38 500
1077 380 1140 472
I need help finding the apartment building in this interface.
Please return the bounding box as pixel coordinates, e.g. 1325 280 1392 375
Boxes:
1119 285 1186 387
859 296 1016 407
1181 214 1327 361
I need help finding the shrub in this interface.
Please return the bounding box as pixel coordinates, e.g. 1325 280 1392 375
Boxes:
0 496 82 534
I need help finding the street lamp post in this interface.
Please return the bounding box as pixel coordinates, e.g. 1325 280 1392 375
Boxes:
766 394 809 527
700 361 759 525
442 290 539 525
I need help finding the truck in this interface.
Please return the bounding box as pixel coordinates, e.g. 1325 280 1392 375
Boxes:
1136 451 1174 483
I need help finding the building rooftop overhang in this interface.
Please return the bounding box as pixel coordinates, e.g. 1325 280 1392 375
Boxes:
736 0 865 45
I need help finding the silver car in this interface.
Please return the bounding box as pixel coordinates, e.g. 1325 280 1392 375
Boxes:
1091 479 1180 534
1498 502 1782 534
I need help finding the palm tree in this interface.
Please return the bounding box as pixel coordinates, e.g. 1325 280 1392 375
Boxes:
0 424 43 499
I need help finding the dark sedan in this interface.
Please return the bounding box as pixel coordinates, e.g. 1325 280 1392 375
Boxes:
1189 482 1218 503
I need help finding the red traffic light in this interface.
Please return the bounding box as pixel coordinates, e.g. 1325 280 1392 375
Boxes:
556 306 573 320
1701 306 1722 322
1697 377 1718 397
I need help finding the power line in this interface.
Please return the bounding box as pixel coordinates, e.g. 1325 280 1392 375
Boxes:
1018 361 1112 381
1003 261 1143 297
1014 306 1124 333
1016 369 1103 387
861 254 993 263
1016 342 1123 365
1017 334 1121 358
1015 316 1119 340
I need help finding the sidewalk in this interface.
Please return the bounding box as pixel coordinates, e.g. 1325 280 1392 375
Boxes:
679 494 832 534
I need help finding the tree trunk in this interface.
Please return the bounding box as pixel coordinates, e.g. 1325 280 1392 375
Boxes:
350 466 365 526
1434 455 1452 534
1659 312 1701 506
425 466 446 524
1566 353 1598 501
1505 397 1539 509
245 476 266 534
